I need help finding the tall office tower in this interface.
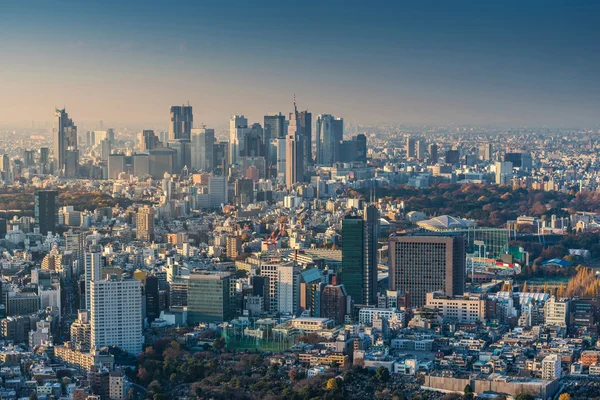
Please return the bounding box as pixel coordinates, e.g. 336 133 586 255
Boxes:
321 278 348 324
208 176 228 208
84 252 101 311
145 276 160 323
168 139 191 172
495 161 513 185
23 150 35 167
90 276 142 354
259 261 298 314
241 123 264 157
388 235 465 307
504 152 532 170
234 178 254 206
187 271 234 324
133 153 150 177
168 105 193 141
276 138 287 181
138 130 160 151
39 147 49 165
285 104 304 188
64 148 79 178
316 114 343 165
296 109 312 166
416 139 426 160
100 139 111 161
53 108 77 174
190 127 215 172
108 154 126 179
479 143 493 161
445 149 460 164
264 114 285 173
64 230 85 275
264 113 285 141
136 206 155 241
341 205 380 307
35 190 58 235
354 134 367 163
428 143 438 164
148 147 175 178
229 115 249 165
406 137 416 158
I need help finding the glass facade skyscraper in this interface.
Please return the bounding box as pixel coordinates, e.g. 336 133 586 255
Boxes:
187 271 234 324
341 205 379 307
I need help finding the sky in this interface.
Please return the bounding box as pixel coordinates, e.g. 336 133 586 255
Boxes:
0 0 599 129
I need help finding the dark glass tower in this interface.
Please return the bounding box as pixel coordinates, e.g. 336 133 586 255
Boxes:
341 204 379 307
35 190 58 235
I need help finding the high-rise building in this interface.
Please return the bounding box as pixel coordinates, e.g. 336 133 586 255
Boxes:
406 137 416 158
138 130 160 151
341 205 379 307
168 105 193 141
187 271 234 324
445 149 460 164
35 190 58 235
84 252 102 311
479 143 493 161
541 354 561 380
297 110 312 166
321 278 348 324
190 127 215 172
229 115 248 165
226 235 242 259
136 206 155 241
89 276 142 354
53 108 77 175
285 104 304 188
259 261 298 314
208 176 227 208
354 134 367 163
388 235 465 307
428 143 438 164
23 150 35 167
100 139 111 161
108 154 126 179
234 178 254 206
495 161 513 185
316 114 343 165
144 276 160 323
416 140 426 160
39 147 50 165
1 154 10 181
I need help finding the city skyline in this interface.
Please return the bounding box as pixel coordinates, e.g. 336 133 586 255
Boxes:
1 1 600 128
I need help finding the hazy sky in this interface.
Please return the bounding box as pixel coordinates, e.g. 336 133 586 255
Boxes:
1 0 599 128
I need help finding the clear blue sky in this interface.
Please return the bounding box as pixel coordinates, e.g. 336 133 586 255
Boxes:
1 0 599 127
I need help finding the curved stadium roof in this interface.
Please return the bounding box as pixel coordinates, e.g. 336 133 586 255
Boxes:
416 215 477 231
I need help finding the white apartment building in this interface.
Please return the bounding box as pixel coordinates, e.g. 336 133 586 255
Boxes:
544 296 569 327
425 292 486 324
259 261 298 314
84 252 102 310
359 308 404 326
90 277 142 354
541 354 561 380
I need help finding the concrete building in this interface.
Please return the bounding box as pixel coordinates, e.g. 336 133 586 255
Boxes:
389 235 465 307
187 271 234 324
425 292 486 324
541 354 561 380
90 276 143 354
136 206 155 241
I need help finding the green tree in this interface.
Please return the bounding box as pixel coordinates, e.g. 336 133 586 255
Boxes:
375 366 390 382
464 384 474 399
515 393 534 400
213 336 226 351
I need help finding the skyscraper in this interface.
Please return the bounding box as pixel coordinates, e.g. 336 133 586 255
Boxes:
190 127 215 172
416 139 426 160
90 276 142 354
187 271 234 324
35 190 58 235
341 205 379 307
285 108 304 188
316 114 344 165
168 105 193 141
138 130 160 151
479 143 493 161
388 235 465 307
229 115 249 165
53 108 77 175
297 110 312 166
264 113 285 140
495 161 513 185
84 252 101 311
136 206 155 241
406 137 416 158
428 143 438 164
